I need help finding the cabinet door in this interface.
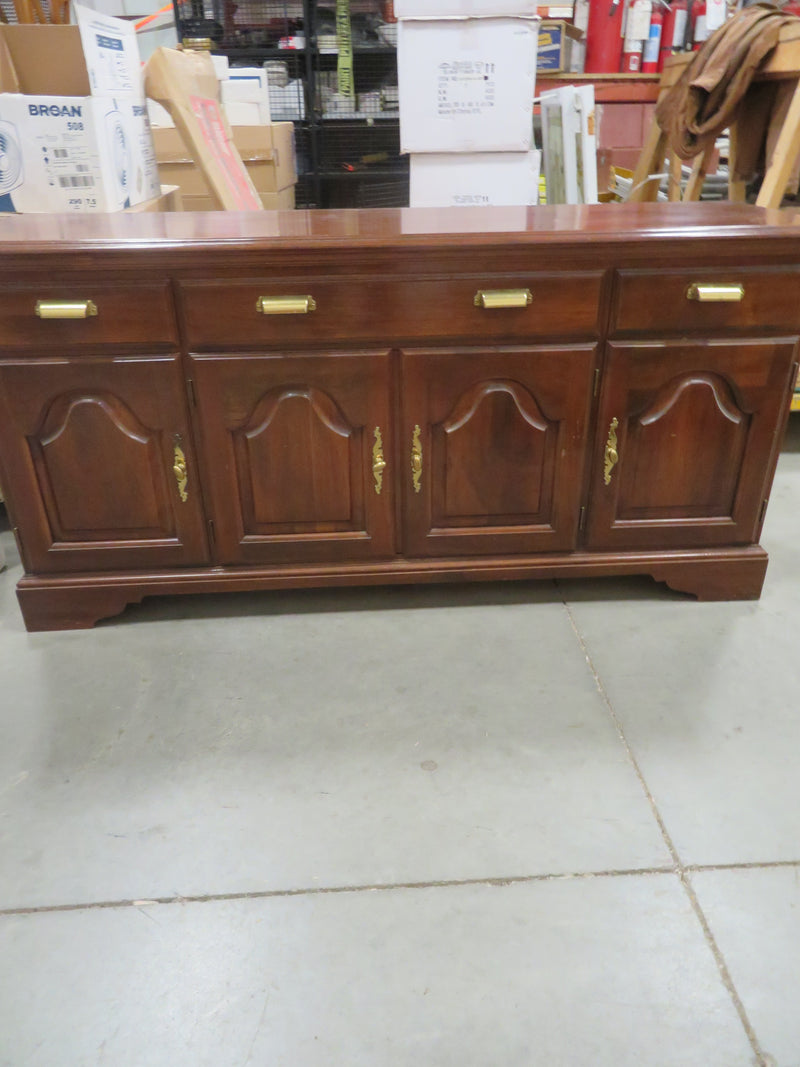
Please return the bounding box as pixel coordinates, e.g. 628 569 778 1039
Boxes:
586 338 798 550
0 355 209 573
190 351 394 565
401 346 596 557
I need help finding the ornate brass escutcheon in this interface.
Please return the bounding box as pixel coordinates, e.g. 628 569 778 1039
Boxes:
173 442 189 502
411 424 422 494
603 417 619 486
372 426 386 495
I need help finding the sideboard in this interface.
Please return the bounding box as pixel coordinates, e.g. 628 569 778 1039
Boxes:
0 203 797 631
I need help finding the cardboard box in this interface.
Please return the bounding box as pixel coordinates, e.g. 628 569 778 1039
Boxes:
540 83 597 204
537 20 584 72
153 123 296 206
221 67 270 125
144 46 262 211
410 150 540 207
398 17 539 154
181 187 294 212
395 0 539 14
0 8 160 213
127 184 181 211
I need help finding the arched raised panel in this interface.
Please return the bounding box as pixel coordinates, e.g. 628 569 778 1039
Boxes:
234 385 359 531
434 379 557 525
31 392 169 540
618 373 750 519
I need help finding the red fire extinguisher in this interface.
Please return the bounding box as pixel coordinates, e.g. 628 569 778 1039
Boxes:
659 0 688 70
622 0 652 73
584 0 625 74
691 0 708 50
642 1 664 73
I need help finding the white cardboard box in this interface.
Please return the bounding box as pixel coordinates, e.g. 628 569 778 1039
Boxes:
0 7 159 213
398 17 539 153
410 150 540 207
222 67 270 124
395 0 539 15
540 83 597 205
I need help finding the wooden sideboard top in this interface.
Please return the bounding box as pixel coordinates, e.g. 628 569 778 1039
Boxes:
1 203 799 257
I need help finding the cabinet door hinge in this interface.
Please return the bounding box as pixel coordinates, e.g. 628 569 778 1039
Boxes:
207 518 216 546
593 368 600 398
579 506 586 532
187 378 197 407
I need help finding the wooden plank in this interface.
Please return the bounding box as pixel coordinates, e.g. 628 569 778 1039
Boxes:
756 77 800 207
627 122 667 202
683 145 716 200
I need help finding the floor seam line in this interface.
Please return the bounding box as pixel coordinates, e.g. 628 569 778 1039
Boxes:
0 865 678 916
557 589 767 1066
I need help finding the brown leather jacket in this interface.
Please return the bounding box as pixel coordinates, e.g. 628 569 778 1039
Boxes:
656 3 798 184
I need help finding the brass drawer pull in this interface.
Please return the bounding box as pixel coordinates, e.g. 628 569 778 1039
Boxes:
35 299 98 319
256 295 317 315
474 288 533 310
604 417 619 486
372 427 386 496
686 283 744 303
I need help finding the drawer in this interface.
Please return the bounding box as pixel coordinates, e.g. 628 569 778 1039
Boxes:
179 272 605 349
612 268 800 336
0 283 178 349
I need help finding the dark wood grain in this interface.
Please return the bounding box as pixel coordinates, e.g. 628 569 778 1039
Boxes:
0 282 177 349
586 338 798 551
189 350 394 565
0 202 796 629
401 345 595 557
0 355 209 573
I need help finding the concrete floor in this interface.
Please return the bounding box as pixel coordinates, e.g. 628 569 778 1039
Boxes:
1 418 799 1067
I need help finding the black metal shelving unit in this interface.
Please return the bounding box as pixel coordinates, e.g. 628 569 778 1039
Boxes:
171 0 407 208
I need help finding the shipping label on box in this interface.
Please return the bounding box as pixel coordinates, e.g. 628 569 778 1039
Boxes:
76 5 144 97
398 17 539 153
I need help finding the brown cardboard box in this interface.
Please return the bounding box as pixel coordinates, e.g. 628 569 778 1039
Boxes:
144 46 262 211
125 185 182 211
153 123 296 209
182 187 295 212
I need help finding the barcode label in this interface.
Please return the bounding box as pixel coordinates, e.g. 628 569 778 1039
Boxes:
53 149 69 159
58 175 96 188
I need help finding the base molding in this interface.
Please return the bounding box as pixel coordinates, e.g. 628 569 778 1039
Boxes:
15 546 769 631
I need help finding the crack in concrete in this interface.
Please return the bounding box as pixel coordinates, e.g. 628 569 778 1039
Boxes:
557 585 769 1067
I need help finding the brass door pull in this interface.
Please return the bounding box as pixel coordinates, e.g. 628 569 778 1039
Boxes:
411 424 422 494
35 300 98 319
372 427 386 495
686 283 744 302
256 295 317 315
603 417 619 486
173 444 189 502
474 288 533 310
